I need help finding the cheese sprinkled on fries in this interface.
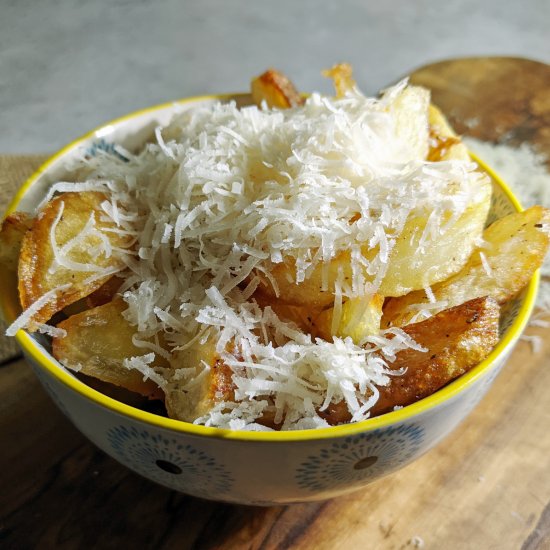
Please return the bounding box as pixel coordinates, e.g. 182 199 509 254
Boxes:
2 66 549 430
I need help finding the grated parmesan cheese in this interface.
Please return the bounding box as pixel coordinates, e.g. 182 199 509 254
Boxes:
25 82 492 429
463 138 550 356
464 138 550 312
6 284 71 337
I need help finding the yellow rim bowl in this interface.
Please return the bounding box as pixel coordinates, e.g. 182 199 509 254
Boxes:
1 94 539 442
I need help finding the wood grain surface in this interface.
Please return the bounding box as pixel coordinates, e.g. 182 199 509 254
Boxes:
409 57 550 165
1 58 550 549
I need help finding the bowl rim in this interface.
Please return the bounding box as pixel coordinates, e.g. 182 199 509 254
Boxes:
2 93 538 442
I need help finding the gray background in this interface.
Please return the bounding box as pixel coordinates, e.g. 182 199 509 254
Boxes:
1 0 549 154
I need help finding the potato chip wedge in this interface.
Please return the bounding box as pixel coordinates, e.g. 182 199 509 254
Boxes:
52 298 167 398
264 180 491 308
18 192 130 329
319 296 500 424
378 187 491 296
322 63 356 98
252 290 321 335
164 336 234 422
0 212 33 272
383 206 550 328
165 339 281 427
167 296 499 425
388 84 431 162
251 69 304 109
312 294 384 344
428 104 469 161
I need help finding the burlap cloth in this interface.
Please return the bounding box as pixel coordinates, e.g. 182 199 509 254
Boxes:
0 155 49 362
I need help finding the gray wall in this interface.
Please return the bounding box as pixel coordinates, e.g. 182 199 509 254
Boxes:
2 0 549 153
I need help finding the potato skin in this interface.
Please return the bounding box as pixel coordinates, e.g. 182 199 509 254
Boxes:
0 212 33 272
18 192 129 328
166 297 500 426
165 337 235 422
312 294 384 344
319 296 500 424
382 206 550 328
53 299 167 399
251 69 304 109
261 183 491 308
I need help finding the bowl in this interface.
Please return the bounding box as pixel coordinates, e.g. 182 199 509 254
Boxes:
0 94 538 505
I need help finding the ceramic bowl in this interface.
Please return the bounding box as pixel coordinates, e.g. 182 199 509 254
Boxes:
0 94 538 505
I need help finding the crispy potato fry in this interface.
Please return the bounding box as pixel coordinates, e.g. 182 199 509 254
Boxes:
427 104 470 161
166 339 281 427
165 337 234 422
312 294 384 343
389 84 431 161
52 298 167 398
168 296 499 425
320 296 500 424
251 69 304 109
248 70 488 306
379 190 492 296
383 206 550 328
18 192 130 328
0 212 33 272
263 182 491 307
322 63 356 97
325 65 435 161
253 290 321 334
0 213 34 320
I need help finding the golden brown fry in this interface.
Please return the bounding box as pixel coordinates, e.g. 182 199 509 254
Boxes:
53 298 168 399
164 337 235 422
168 296 500 425
251 69 304 109
312 294 384 343
165 340 281 427
379 193 491 296
373 296 499 415
382 206 550 328
322 63 356 97
0 212 33 272
427 104 470 161
18 192 130 328
253 290 321 334
320 296 500 424
387 84 431 161
262 185 491 307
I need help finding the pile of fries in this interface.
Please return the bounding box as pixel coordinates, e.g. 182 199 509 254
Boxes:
2 65 549 429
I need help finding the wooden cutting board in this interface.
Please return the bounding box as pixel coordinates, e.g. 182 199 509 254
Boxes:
409 57 550 163
1 57 550 550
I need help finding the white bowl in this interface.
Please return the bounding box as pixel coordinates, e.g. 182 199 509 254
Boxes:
0 94 537 505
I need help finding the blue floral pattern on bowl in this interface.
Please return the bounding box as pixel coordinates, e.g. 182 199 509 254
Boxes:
85 138 129 161
485 176 517 225
107 426 234 496
296 424 424 492
32 366 73 421
499 295 524 336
